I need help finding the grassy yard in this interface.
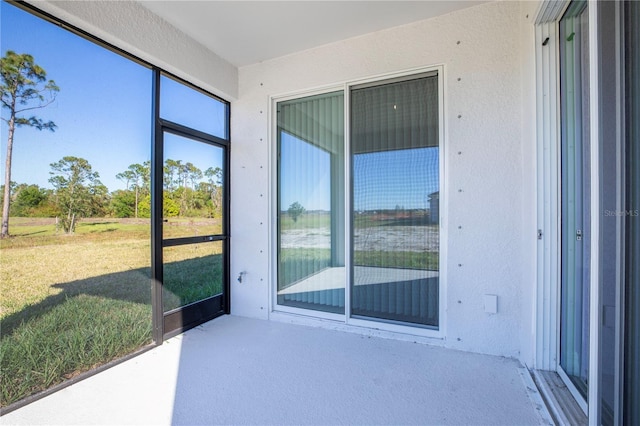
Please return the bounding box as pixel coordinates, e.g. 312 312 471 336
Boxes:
280 212 331 230
0 216 222 407
354 250 439 271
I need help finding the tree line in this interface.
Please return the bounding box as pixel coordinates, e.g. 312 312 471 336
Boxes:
0 157 223 233
2 51 224 236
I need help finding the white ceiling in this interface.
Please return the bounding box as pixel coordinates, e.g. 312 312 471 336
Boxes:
140 1 487 67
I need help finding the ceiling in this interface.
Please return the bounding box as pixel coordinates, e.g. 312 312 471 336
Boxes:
140 1 487 67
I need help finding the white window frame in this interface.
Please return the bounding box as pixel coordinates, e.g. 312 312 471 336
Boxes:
268 65 447 340
534 1 626 424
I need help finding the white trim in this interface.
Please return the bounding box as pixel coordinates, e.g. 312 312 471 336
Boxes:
342 65 445 92
269 84 345 105
269 310 447 345
437 64 448 340
268 92 276 318
348 317 442 339
272 304 345 323
557 364 588 415
268 92 275 318
343 82 352 322
587 1 601 424
532 0 569 380
535 0 571 24
268 65 446 340
535 20 562 372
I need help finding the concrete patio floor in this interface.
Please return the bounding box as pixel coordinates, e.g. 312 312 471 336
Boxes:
1 315 551 425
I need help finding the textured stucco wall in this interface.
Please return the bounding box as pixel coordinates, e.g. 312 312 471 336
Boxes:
232 1 537 360
26 0 238 100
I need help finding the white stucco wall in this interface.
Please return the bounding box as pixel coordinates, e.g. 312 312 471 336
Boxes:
26 0 238 100
232 1 537 360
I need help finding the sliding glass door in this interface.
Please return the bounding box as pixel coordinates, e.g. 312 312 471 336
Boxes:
559 0 590 399
624 2 640 423
275 72 441 330
276 92 345 314
350 75 440 327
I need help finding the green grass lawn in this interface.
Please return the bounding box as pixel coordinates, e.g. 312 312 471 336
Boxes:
355 250 439 271
0 216 223 407
280 212 331 230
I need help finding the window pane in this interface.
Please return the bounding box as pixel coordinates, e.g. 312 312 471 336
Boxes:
624 1 640 424
277 92 345 314
0 3 152 405
351 75 439 328
160 75 228 139
559 0 590 398
163 133 224 239
163 241 223 312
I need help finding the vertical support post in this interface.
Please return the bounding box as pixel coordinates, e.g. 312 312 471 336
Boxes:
223 102 231 314
588 1 601 424
151 69 164 343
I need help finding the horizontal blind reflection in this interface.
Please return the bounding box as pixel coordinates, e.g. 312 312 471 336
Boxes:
351 75 440 328
351 76 438 154
277 92 345 314
625 2 640 424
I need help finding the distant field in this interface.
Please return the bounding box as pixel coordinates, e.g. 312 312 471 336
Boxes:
280 212 331 230
0 216 222 407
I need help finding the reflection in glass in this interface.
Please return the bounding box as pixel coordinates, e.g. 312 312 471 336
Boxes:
559 0 590 398
351 75 439 328
163 132 224 240
624 2 640 424
277 92 345 313
163 241 223 312
160 75 228 139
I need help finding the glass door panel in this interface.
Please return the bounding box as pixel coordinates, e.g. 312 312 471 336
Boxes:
624 1 640 423
161 130 226 336
350 75 440 328
276 92 345 314
559 0 590 398
163 241 223 312
162 133 224 240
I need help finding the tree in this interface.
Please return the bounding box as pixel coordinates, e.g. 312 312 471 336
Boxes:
116 163 147 218
110 190 135 218
288 202 305 223
164 159 181 191
204 166 223 218
1 51 59 238
12 184 47 216
49 156 102 233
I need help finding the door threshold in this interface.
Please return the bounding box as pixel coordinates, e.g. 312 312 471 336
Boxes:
531 369 588 426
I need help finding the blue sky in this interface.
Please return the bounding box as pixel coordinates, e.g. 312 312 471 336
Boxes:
353 147 439 211
280 133 331 211
1 2 224 192
280 132 439 212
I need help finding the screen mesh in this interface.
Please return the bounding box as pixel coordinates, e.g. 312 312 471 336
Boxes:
351 75 440 327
